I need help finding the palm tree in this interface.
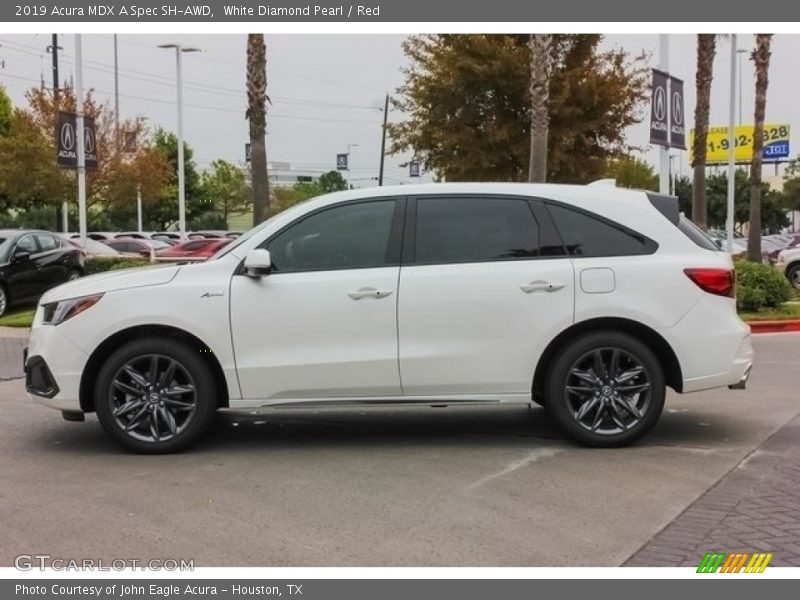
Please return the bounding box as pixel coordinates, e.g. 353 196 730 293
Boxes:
747 34 774 263
246 33 270 225
691 34 717 229
527 34 553 183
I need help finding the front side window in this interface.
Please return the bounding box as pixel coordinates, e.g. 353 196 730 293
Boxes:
546 203 657 257
414 196 540 265
267 200 396 273
16 235 38 254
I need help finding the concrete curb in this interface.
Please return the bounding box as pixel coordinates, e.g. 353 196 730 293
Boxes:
747 319 800 334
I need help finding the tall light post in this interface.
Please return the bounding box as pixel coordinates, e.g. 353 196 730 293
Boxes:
346 143 359 189
159 43 199 237
737 48 748 125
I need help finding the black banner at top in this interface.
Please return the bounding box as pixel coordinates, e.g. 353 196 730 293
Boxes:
4 0 800 21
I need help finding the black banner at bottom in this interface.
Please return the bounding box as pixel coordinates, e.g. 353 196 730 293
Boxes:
4 579 797 600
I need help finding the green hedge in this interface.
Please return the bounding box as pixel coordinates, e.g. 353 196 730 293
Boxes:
735 261 792 312
84 257 152 275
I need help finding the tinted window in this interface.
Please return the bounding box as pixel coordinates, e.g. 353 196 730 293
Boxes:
415 197 540 264
35 234 59 252
678 216 723 251
268 200 396 272
546 203 656 257
16 235 38 254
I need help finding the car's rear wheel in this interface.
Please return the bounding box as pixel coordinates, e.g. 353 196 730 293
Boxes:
787 263 800 290
0 284 7 317
67 269 81 282
545 331 665 447
94 338 217 453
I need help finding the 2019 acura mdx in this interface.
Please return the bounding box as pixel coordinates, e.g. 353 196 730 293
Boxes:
24 183 753 453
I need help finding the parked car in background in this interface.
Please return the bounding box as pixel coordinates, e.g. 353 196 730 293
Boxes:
0 230 84 317
60 236 121 258
70 232 117 242
115 232 153 240
103 238 171 257
225 231 243 239
155 238 231 259
776 247 800 290
151 232 183 244
26 183 752 453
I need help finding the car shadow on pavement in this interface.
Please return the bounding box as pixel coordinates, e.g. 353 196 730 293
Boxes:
23 402 752 456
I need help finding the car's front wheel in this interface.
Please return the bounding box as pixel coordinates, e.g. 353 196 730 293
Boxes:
545 331 665 447
94 338 217 453
787 263 800 290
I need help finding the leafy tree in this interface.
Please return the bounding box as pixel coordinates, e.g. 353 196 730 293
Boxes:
150 128 206 230
201 159 252 226
389 34 649 183
691 34 718 229
0 85 12 135
677 169 788 234
317 170 348 193
602 156 658 191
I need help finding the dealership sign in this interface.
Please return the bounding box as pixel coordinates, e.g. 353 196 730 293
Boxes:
689 123 791 164
649 69 685 149
56 111 97 169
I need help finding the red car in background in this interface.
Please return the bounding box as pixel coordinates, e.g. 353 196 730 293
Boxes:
155 237 231 259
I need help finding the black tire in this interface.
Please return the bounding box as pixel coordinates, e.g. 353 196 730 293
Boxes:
0 284 8 318
94 337 217 453
545 331 665 447
67 269 82 282
787 263 800 291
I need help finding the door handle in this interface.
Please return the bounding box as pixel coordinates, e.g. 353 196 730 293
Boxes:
347 287 393 300
520 280 565 293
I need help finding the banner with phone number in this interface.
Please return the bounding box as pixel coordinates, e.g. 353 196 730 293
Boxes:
689 123 790 164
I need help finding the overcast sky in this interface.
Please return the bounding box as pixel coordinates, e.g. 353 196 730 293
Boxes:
0 33 797 186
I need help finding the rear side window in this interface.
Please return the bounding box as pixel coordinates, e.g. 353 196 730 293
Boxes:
546 203 657 257
415 196 540 264
35 234 59 252
678 215 720 251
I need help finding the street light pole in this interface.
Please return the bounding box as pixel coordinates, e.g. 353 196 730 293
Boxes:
737 48 747 125
726 35 738 253
74 35 87 247
159 43 199 238
658 34 670 195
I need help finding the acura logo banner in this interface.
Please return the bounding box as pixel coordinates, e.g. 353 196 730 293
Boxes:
669 75 686 149
56 111 98 169
649 69 669 147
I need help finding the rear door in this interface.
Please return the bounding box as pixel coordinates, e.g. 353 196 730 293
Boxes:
397 195 575 397
33 233 70 292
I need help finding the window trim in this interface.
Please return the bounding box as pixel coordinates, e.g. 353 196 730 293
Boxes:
542 199 659 258
402 194 568 267
238 197 405 276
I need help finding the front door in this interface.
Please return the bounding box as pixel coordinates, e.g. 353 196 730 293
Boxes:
230 199 404 400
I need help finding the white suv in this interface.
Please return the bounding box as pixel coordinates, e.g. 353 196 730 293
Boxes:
25 183 753 453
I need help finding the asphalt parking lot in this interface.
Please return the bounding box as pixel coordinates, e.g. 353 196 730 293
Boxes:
0 334 798 567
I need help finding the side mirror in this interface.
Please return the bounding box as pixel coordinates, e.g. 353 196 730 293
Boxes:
244 249 272 277
12 250 31 263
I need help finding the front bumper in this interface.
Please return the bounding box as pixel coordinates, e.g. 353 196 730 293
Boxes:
25 321 88 412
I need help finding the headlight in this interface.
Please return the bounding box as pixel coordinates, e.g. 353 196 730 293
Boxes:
41 294 104 325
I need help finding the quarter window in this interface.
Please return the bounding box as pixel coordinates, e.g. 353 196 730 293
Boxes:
415 196 540 264
546 203 656 257
267 200 396 272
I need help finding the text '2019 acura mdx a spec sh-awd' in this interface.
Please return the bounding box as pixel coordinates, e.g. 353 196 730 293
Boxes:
25 183 753 453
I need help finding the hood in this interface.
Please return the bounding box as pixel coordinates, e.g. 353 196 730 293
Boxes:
39 264 181 304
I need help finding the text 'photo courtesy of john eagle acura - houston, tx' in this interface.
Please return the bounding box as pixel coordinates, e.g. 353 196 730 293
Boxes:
24 183 753 453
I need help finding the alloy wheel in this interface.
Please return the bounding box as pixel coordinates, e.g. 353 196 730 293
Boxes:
563 347 652 436
0 287 6 316
108 354 197 443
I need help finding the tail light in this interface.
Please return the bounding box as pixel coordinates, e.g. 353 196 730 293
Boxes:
684 268 735 298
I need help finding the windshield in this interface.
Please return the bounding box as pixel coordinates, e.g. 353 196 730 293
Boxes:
211 210 287 260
